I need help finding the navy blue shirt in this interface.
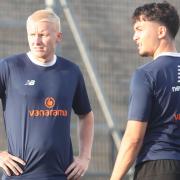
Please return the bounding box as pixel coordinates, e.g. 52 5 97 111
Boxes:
0 53 91 179
128 53 180 166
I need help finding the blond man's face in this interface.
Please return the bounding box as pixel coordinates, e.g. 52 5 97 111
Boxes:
27 20 62 62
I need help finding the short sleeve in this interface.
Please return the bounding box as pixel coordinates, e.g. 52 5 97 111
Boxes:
128 69 153 122
0 59 8 98
72 69 91 115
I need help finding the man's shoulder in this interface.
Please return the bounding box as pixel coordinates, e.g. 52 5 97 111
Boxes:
138 59 158 72
1 53 27 64
56 56 81 72
134 55 180 83
57 56 77 65
136 57 168 76
138 55 180 72
132 60 160 84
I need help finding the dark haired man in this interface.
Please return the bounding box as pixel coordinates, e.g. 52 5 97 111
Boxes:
111 2 180 180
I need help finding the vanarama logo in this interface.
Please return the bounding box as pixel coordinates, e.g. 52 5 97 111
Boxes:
174 113 180 121
44 97 55 108
29 97 68 117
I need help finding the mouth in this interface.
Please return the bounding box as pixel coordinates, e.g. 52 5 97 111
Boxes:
33 47 44 52
136 43 141 50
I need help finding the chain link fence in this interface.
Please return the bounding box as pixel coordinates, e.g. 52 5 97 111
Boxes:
0 0 180 179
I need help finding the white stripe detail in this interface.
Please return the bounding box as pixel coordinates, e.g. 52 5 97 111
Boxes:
27 52 57 67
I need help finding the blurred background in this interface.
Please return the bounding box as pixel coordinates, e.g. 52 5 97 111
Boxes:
0 0 180 179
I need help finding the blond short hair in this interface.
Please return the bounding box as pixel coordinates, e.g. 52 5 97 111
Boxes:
27 9 61 31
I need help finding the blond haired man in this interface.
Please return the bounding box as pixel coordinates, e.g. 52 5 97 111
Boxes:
0 9 94 180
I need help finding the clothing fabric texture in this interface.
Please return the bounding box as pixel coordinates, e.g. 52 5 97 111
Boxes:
128 54 180 165
0 53 91 180
133 160 180 180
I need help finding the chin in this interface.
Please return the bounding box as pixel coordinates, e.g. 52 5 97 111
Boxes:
139 51 150 57
34 52 46 58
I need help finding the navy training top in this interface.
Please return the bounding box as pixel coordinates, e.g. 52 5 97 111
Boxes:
128 53 180 166
0 53 91 180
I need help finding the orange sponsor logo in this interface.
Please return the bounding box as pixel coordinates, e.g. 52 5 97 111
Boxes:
44 97 55 108
174 113 180 121
29 97 68 117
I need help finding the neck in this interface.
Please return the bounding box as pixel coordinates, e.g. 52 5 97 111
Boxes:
33 56 54 63
27 52 56 67
153 39 177 59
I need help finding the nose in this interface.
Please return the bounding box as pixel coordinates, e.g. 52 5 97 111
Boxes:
133 31 140 43
33 35 42 45
133 32 137 41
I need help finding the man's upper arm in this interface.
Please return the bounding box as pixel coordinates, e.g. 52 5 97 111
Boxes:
128 69 153 122
72 67 91 115
0 60 8 98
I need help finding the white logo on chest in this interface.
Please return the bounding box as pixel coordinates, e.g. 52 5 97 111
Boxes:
24 80 36 86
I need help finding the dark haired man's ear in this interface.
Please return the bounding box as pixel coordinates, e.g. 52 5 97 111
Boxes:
158 25 167 39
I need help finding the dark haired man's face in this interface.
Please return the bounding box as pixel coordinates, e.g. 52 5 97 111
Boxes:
133 19 161 58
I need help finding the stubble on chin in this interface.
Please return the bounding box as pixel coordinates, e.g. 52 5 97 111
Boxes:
139 50 150 57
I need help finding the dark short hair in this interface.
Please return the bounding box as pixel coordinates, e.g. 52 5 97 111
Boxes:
132 1 180 38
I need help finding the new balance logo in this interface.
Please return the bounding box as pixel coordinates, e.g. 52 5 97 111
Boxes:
25 80 36 86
